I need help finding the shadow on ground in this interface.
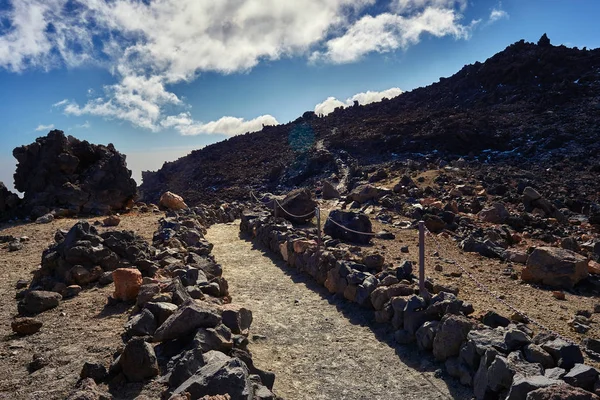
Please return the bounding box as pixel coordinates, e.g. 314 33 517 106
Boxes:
239 231 473 400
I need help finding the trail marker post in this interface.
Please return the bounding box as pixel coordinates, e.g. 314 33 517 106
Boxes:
418 220 426 297
316 206 321 253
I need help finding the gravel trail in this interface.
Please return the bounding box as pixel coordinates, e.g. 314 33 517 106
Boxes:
206 222 472 400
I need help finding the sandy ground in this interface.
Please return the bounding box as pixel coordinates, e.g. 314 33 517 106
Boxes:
207 222 473 400
0 213 164 400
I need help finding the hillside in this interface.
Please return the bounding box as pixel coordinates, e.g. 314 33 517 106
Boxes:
139 36 600 205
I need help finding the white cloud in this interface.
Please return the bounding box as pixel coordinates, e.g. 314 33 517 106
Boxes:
314 97 348 116
315 87 403 115
489 8 509 23
312 8 472 64
160 112 278 136
1 0 475 132
76 121 91 129
35 123 54 131
52 99 68 107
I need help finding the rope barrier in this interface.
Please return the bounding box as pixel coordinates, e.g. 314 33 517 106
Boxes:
324 215 378 236
424 226 600 360
273 198 316 219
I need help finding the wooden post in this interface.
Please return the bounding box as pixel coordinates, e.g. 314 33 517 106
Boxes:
316 207 321 253
419 220 426 298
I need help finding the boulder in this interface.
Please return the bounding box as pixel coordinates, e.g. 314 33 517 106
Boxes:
563 364 599 391
154 301 221 342
523 344 555 369
276 188 317 224
11 317 43 335
80 361 108 382
433 314 474 361
416 320 439 351
19 290 62 315
526 384 600 400
171 351 253 400
506 375 561 400
124 309 157 337
159 191 188 210
13 130 136 215
522 247 588 288
324 210 373 245
193 324 233 353
221 305 253 334
370 283 414 311
541 338 584 369
322 181 340 199
119 337 159 382
544 367 566 380
145 302 178 326
112 268 142 301
347 184 384 204
478 202 510 224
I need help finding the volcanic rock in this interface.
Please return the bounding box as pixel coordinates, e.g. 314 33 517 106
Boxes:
13 130 136 215
522 247 588 288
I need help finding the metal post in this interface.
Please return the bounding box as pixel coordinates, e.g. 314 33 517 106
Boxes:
316 207 321 253
418 220 426 298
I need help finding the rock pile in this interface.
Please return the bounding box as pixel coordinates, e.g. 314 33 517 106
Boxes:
12 130 137 217
241 210 600 400
15 202 274 399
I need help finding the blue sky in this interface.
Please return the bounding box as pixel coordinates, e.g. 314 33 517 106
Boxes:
1 0 599 191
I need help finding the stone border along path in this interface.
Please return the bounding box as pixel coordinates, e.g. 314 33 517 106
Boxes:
206 222 472 400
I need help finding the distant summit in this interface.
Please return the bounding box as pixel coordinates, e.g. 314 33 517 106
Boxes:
140 37 600 205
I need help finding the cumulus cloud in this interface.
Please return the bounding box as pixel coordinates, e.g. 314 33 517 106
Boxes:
0 0 476 133
35 123 54 131
315 87 403 116
489 8 509 23
161 112 278 136
312 8 473 64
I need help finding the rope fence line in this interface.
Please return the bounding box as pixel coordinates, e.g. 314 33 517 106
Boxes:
423 226 600 360
324 214 379 236
249 189 600 358
273 198 316 219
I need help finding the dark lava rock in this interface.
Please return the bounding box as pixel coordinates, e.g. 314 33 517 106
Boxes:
119 337 159 382
13 130 136 215
324 210 373 245
19 290 62 315
11 317 43 335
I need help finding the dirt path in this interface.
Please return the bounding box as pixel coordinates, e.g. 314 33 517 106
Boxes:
206 222 472 400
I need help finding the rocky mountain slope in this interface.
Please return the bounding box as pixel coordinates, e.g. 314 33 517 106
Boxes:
139 35 600 206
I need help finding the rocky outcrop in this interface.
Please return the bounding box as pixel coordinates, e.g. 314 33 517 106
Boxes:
0 181 20 219
12 130 137 216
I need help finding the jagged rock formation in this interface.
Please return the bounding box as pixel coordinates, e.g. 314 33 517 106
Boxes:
0 181 20 219
140 36 600 206
13 130 137 217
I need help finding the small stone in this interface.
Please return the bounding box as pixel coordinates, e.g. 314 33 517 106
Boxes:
80 361 108 382
28 353 49 372
434 264 443 272
400 246 409 253
15 279 28 289
8 241 23 251
552 291 565 300
103 215 121 227
11 317 43 336
112 268 142 302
